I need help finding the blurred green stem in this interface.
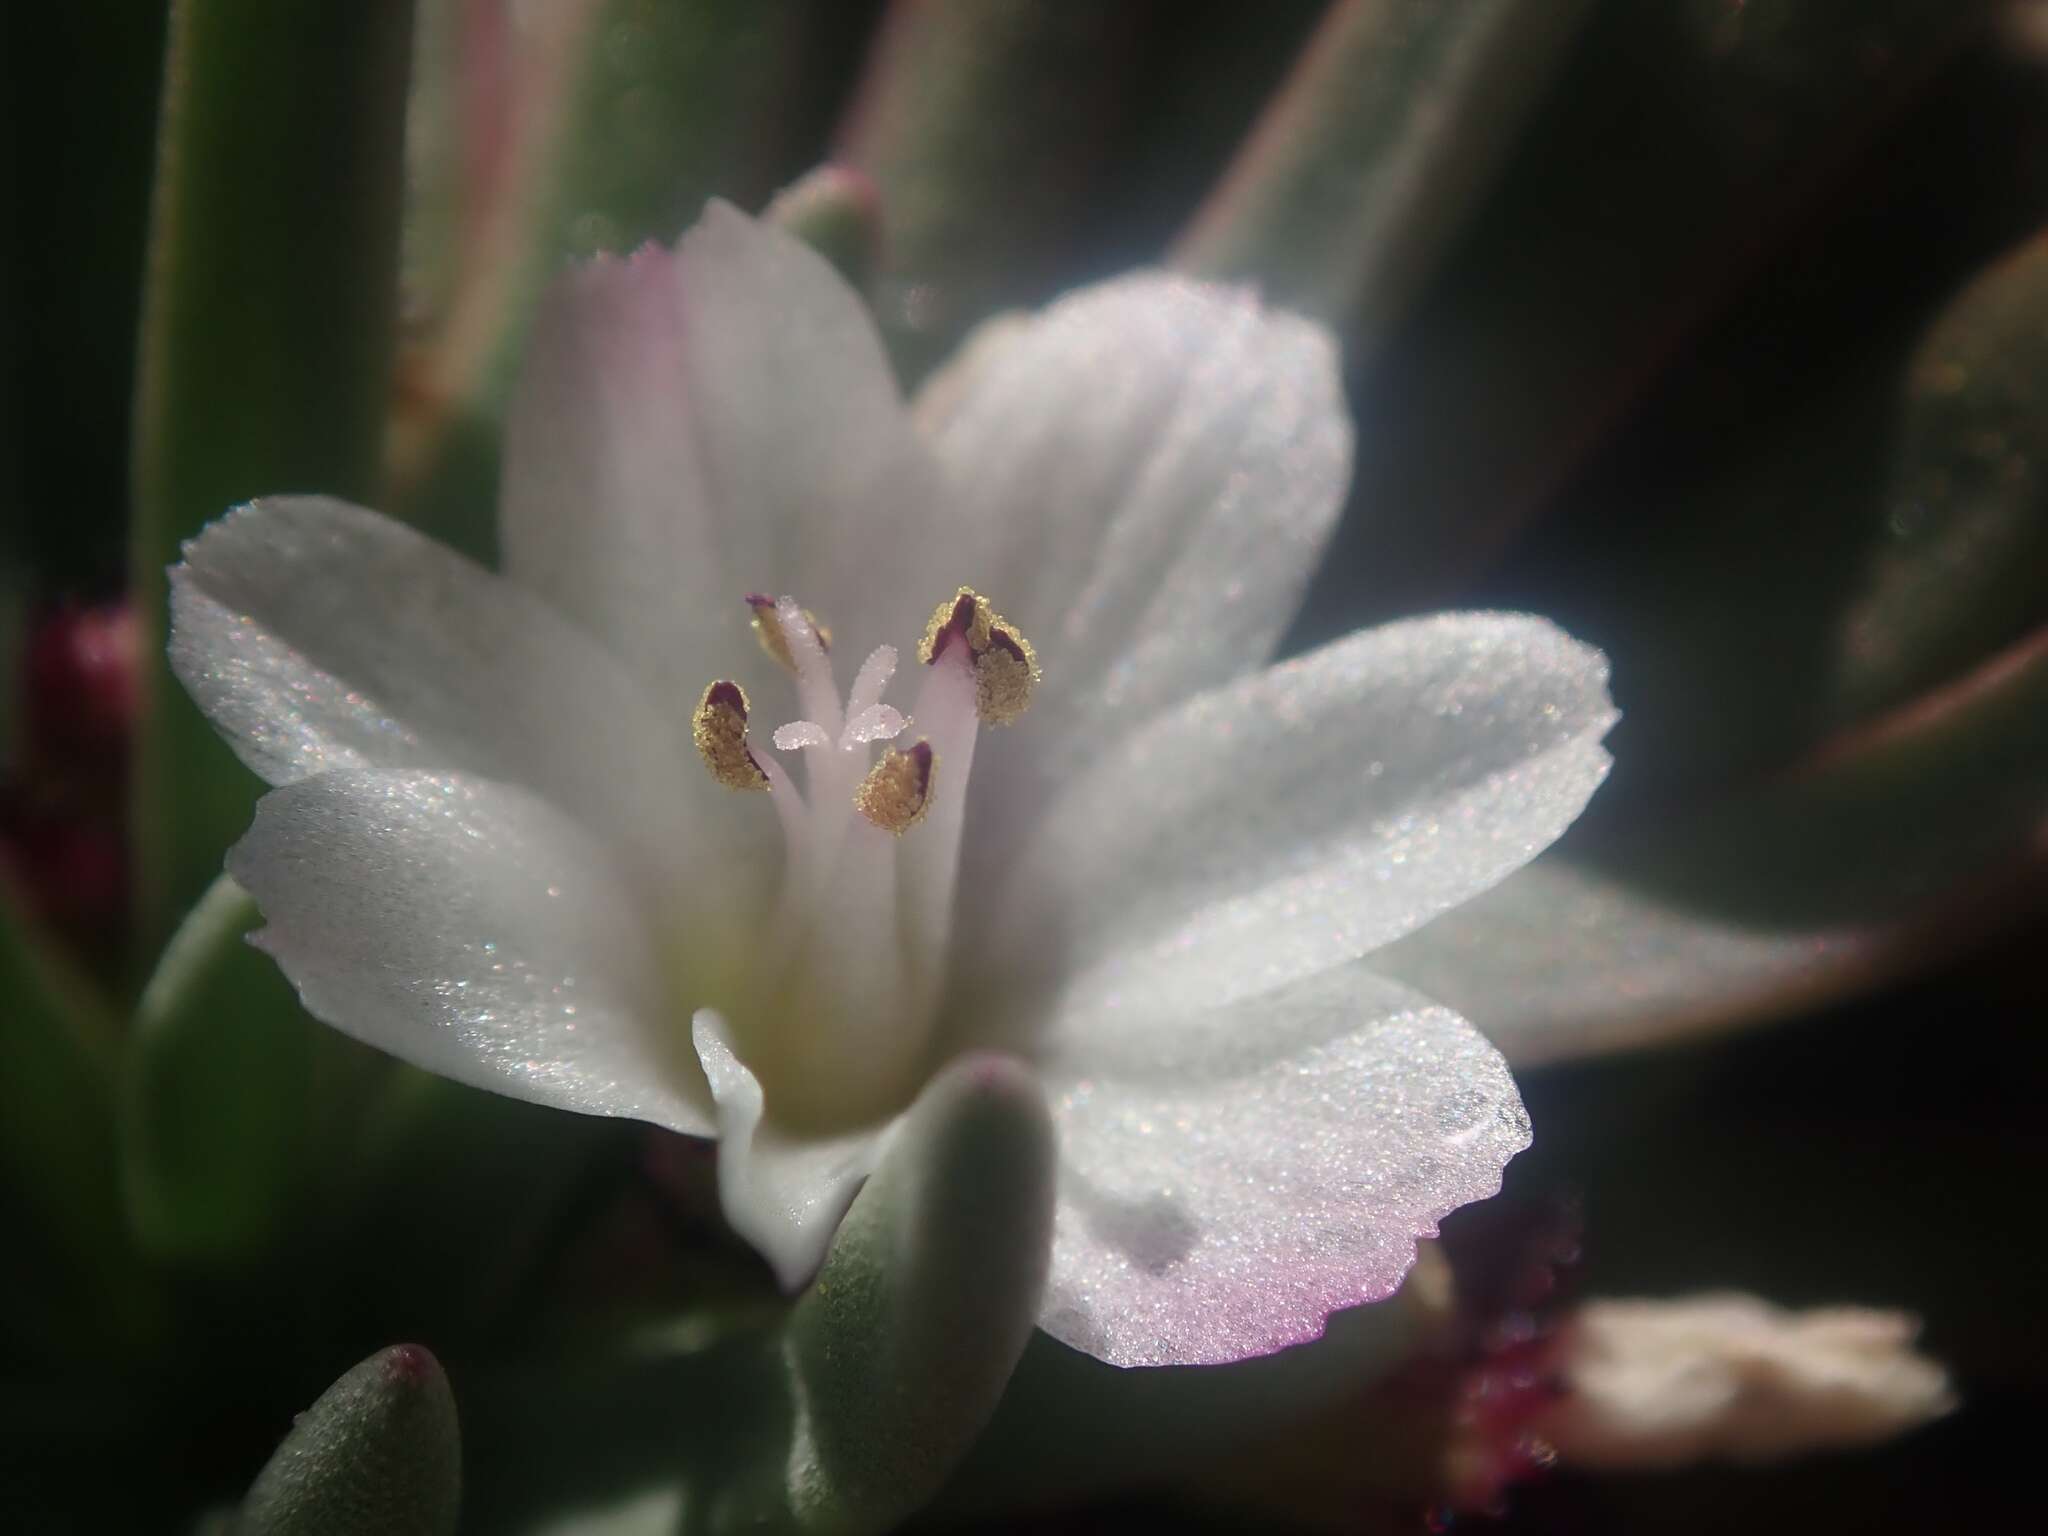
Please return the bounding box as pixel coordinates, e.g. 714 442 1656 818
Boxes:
1175 0 1596 344
129 0 415 957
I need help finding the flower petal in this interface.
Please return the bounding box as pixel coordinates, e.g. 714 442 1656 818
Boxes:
1367 854 1874 1069
1009 612 1616 1032
915 273 1351 782
499 202 947 691
229 769 712 1136
170 496 728 874
1037 966 1528 1367
692 1010 888 1291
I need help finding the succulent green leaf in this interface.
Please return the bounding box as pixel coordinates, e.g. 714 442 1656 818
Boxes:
837 0 1149 377
387 1 850 558
238 1343 461 1536
783 1053 1056 1530
764 165 882 296
0 878 159 1357
130 0 417 955
1175 0 1596 343
461 1055 1057 1535
325 1065 625 1348
1375 624 2048 1067
1294 0 1992 629
123 875 323 1266
1829 228 2048 722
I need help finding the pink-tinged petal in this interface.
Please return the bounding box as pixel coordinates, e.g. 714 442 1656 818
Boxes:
1038 966 1528 1367
499 202 949 690
692 1010 887 1290
497 242 733 694
915 273 1352 796
169 496 743 880
1006 612 1616 1033
229 769 713 1136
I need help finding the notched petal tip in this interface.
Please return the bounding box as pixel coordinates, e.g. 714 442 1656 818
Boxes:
855 739 935 833
917 586 1040 725
692 680 770 791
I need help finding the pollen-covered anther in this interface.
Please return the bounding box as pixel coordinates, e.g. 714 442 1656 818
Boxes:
747 593 831 673
917 586 1040 725
691 680 770 791
854 740 936 833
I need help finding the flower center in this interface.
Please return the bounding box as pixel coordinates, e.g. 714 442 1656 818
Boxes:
688 588 1038 1130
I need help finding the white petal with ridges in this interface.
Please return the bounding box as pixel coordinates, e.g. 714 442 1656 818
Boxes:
916 273 1352 788
170 496 733 878
1037 966 1528 1367
229 769 713 1135
500 203 947 690
1010 612 1616 1033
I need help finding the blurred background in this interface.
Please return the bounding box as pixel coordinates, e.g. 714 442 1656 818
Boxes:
3 1 2044 1530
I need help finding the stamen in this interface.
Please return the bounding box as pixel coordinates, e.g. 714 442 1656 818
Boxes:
917 586 1040 725
748 593 832 673
692 681 769 791
854 740 936 834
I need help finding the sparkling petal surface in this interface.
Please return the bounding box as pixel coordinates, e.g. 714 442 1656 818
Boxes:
692 1011 888 1290
915 273 1352 792
169 496 724 876
1037 966 1529 1367
500 202 948 689
230 769 713 1135
1012 612 1617 1033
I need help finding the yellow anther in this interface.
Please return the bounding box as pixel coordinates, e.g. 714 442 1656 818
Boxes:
692 681 769 791
854 740 936 833
917 586 1040 726
748 594 831 674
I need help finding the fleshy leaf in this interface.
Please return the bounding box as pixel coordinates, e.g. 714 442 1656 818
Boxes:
1829 226 2048 722
461 1055 1056 1535
1479 221 2048 810
129 0 416 953
1175 0 1596 342
1291 0 1990 631
238 1344 461 1536
0 877 157 1358
783 1053 1056 1527
837 0 1149 376
1376 624 2048 1066
764 164 881 294
388 2 852 557
123 876 326 1265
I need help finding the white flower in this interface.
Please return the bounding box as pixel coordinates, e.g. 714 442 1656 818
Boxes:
1536 1294 1957 1468
169 202 1616 1368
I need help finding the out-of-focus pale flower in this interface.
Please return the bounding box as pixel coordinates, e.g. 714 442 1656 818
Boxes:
1535 1293 1957 1469
168 202 1616 1367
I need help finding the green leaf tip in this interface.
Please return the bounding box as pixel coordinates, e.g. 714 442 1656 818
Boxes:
786 1051 1056 1530
765 165 882 294
125 874 316 1266
239 1343 461 1536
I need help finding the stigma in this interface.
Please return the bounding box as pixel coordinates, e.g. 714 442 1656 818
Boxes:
682 586 1037 1130
695 586 1037 826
